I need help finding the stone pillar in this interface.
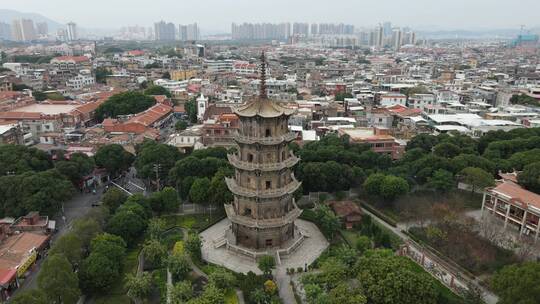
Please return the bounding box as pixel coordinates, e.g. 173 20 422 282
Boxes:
481 192 486 216
504 204 510 229
520 210 528 239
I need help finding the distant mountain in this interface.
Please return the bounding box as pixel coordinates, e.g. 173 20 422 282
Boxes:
0 9 64 32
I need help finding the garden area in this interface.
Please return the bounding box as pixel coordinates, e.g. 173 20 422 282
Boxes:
408 221 517 277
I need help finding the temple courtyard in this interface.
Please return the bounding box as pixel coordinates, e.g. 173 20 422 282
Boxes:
200 218 329 274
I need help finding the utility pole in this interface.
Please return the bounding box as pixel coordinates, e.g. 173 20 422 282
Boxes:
153 163 161 191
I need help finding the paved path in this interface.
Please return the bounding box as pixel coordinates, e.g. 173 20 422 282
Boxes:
360 206 499 304
275 268 296 304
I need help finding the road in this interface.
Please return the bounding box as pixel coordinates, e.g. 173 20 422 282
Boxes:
12 186 105 295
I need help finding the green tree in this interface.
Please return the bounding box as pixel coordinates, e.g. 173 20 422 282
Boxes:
167 254 191 281
171 280 194 303
10 289 48 304
518 162 540 194
185 98 197 123
95 91 156 121
147 217 166 240
433 142 461 158
0 145 52 176
94 144 134 176
135 140 181 182
0 169 74 217
90 233 127 264
510 94 539 106
55 153 95 186
79 252 120 292
189 177 211 204
106 209 147 244
314 204 341 238
208 268 236 290
355 250 437 304
95 67 112 84
185 233 202 261
380 175 409 200
258 255 276 276
459 167 495 193
492 261 540 304
363 173 386 196
142 239 167 268
328 283 367 304
334 92 353 101
102 187 128 212
209 169 233 206
125 272 153 301
175 120 188 131
427 169 454 192
355 235 372 255
72 218 103 249
37 254 81 304
49 232 83 265
144 85 171 97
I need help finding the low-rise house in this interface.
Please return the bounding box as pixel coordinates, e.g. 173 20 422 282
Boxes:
481 175 540 242
337 127 405 159
328 201 362 229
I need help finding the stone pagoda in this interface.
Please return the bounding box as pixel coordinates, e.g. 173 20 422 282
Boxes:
224 52 302 249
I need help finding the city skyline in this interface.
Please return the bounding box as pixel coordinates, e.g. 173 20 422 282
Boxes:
1 0 540 33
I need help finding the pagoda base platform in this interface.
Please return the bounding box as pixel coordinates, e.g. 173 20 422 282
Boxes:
200 218 329 274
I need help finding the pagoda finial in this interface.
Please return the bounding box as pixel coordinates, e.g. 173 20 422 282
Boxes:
259 51 267 99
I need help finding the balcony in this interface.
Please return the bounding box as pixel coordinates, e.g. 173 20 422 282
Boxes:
227 153 299 171
225 177 301 199
224 203 302 228
234 132 296 145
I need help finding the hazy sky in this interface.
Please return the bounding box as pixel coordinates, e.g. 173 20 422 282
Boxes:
4 0 540 32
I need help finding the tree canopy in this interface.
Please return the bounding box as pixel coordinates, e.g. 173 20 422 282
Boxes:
95 91 156 121
94 144 134 176
492 261 540 304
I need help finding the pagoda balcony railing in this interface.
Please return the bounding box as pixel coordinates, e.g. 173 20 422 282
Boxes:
227 153 299 171
224 203 302 228
234 132 296 145
225 177 301 198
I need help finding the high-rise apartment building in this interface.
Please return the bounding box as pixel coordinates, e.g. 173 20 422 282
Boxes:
392 28 403 50
36 22 48 36
179 23 200 41
66 22 77 41
383 22 392 36
293 23 309 36
154 21 176 41
11 19 36 42
231 23 290 40
310 23 318 36
0 22 11 40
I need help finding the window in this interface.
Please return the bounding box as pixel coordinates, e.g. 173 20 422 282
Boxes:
281 151 286 161
248 153 254 162
265 181 272 189
265 129 271 137
244 208 252 216
265 239 273 246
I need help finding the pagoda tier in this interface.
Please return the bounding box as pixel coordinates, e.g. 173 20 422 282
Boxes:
227 152 299 172
224 203 302 229
225 176 301 199
234 132 297 145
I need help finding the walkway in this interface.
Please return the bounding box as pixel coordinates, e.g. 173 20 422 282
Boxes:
360 206 499 304
275 268 296 304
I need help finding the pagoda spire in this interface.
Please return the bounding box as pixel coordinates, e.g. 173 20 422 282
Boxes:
259 51 267 99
